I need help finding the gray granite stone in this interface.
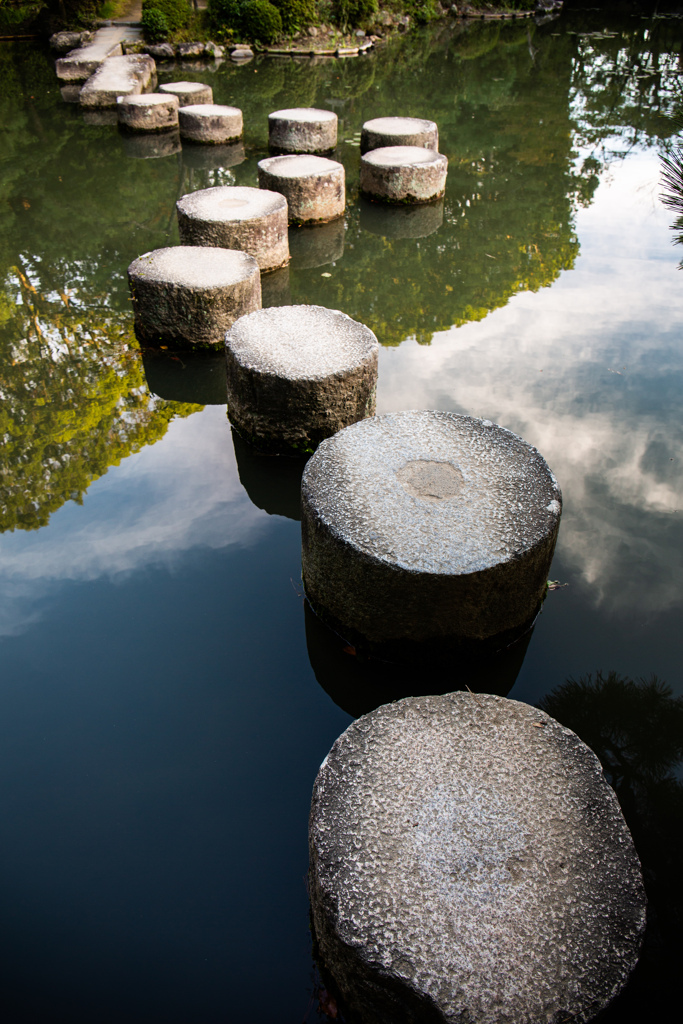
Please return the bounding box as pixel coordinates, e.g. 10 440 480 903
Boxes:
269 107 338 154
117 92 179 132
178 103 243 144
225 305 378 455
146 43 176 60
177 42 207 60
361 115 439 154
258 154 345 225
176 185 290 272
360 146 448 204
158 80 213 106
230 46 254 62
301 410 562 656
56 32 124 81
128 245 261 346
80 55 156 108
50 31 92 54
310 692 646 1024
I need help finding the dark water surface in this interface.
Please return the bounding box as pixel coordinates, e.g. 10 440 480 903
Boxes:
1 10 682 1022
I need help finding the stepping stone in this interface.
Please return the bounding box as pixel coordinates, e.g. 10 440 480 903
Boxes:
310 692 646 1024
268 107 337 154
258 154 345 225
117 93 179 132
176 186 290 272
301 410 562 658
178 104 243 144
50 30 91 54
158 81 213 107
224 305 378 455
231 46 254 62
360 196 444 239
80 54 156 108
128 246 261 346
55 26 125 80
360 115 439 154
360 146 448 204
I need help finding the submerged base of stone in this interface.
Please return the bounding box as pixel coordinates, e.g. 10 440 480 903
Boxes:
231 428 306 521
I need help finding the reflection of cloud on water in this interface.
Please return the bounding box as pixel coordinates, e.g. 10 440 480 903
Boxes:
377 153 683 614
0 407 269 636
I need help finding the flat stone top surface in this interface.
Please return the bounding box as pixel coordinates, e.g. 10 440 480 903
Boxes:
118 93 175 107
362 145 445 168
311 692 645 1024
269 107 337 123
82 54 154 88
159 82 209 95
363 115 437 135
302 411 562 574
179 104 241 117
177 186 286 223
258 154 343 178
129 246 258 289
225 305 378 380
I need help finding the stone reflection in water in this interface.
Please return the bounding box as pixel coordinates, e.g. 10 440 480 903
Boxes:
83 109 118 127
359 196 444 239
142 347 228 406
261 265 292 308
231 428 306 521
539 672 683 1020
181 140 246 171
288 219 345 270
120 128 182 160
305 601 532 718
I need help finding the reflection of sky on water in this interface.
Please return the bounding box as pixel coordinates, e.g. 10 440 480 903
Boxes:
379 150 683 614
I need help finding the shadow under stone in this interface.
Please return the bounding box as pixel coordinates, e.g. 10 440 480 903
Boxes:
359 196 444 239
288 219 345 270
304 600 533 718
231 428 306 520
142 348 227 405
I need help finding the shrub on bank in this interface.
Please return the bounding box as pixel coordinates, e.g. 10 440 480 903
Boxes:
330 0 377 30
242 0 283 41
272 0 315 34
141 7 171 40
141 0 192 34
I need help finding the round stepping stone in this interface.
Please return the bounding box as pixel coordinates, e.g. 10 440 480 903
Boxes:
360 115 439 154
257 154 345 225
310 692 646 1024
116 93 179 133
158 81 213 107
301 410 562 657
360 146 448 204
268 107 337 154
224 305 378 455
176 186 290 272
128 246 261 346
178 103 243 144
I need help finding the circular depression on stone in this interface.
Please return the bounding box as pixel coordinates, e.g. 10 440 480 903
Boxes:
177 185 285 223
129 245 257 289
302 410 561 575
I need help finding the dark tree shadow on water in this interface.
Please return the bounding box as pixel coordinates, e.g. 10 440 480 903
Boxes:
539 671 683 1022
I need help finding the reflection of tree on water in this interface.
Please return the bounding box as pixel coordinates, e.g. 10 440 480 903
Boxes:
539 672 683 1020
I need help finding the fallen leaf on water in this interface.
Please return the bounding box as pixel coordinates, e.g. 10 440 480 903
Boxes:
321 272 332 278
547 580 568 591
343 645 356 656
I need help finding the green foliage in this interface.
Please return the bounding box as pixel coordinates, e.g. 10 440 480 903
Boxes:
241 0 282 42
403 0 440 26
141 6 170 41
331 0 377 31
271 0 314 34
207 0 243 32
141 0 191 34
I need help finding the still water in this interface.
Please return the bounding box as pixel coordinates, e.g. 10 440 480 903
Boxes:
0 9 682 1022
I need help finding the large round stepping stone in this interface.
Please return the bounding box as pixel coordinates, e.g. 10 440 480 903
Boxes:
301 410 562 657
117 93 179 133
158 81 213 107
360 115 439 154
360 146 448 204
257 154 345 225
224 305 378 455
176 186 290 272
310 692 646 1024
178 103 243 144
268 107 338 154
128 246 261 346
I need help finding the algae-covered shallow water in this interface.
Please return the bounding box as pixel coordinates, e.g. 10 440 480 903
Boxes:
0 10 682 1022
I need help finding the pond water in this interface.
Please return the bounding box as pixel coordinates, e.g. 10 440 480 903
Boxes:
0 9 682 1023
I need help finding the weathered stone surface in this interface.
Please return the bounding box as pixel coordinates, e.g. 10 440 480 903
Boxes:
158 80 213 106
146 43 176 60
178 103 243 144
360 196 444 238
181 139 245 170
50 31 92 54
360 115 439 154
128 246 261 346
121 130 182 160
204 41 225 58
117 93 179 133
177 186 290 273
177 42 207 60
360 146 448 204
269 107 338 154
56 29 124 81
309 692 646 1024
258 154 345 225
288 219 345 269
301 410 562 656
225 305 378 455
230 46 254 62
80 55 156 108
